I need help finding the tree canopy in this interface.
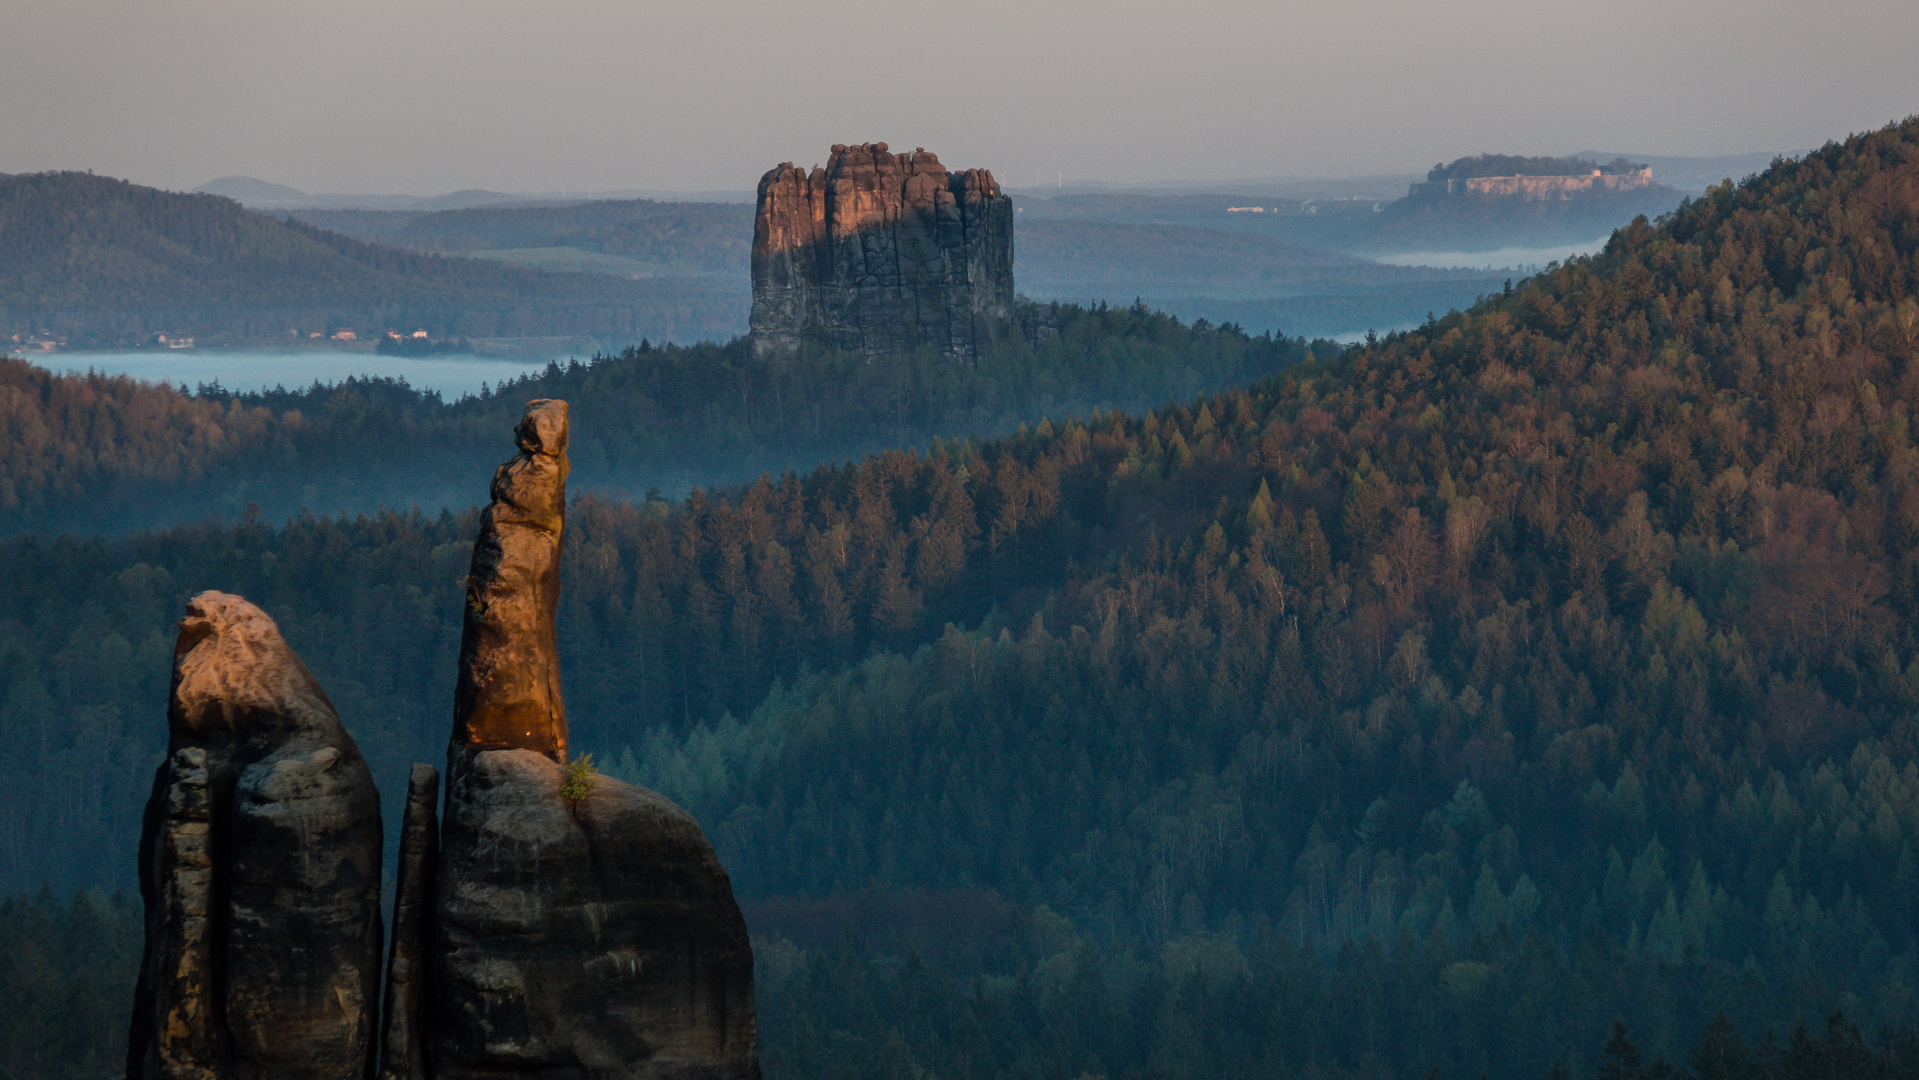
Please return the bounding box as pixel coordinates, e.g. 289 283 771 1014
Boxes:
10 117 1919 1080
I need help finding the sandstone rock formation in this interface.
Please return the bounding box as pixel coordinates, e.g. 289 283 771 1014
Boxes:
433 751 762 1080
432 398 761 1080
751 142 1014 360
452 398 570 760
126 591 384 1080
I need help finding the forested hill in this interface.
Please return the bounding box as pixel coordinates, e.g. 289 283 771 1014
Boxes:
13 119 1919 1080
287 198 752 275
0 172 740 346
0 304 1321 536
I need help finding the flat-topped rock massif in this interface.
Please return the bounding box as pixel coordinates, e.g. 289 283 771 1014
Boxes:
129 401 760 1080
751 141 1014 360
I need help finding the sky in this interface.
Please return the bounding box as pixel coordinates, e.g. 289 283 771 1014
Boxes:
1 0 1914 196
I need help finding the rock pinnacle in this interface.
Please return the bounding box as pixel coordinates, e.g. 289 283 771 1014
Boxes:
452 399 570 760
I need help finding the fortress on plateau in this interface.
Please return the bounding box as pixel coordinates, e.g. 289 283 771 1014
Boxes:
1406 161 1656 201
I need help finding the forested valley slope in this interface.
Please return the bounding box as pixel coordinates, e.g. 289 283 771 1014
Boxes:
0 302 1319 535
0 172 743 347
11 120 1919 1079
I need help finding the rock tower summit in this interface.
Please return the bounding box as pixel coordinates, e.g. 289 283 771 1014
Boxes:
750 142 1015 360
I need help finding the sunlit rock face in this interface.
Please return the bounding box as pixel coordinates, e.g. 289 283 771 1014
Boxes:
451 398 571 761
126 591 384 1080
751 142 1015 360
431 398 762 1080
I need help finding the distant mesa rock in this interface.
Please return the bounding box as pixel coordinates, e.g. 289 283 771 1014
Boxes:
432 398 762 1080
126 591 384 1080
751 141 1014 360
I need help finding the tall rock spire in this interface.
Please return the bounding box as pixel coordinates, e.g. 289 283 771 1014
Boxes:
432 399 762 1080
452 398 570 760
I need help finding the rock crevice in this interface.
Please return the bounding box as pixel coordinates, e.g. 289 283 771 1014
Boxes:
378 763 440 1080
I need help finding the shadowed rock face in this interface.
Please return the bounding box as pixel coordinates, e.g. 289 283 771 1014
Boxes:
453 398 569 760
126 591 383 1080
434 399 761 1080
751 141 1014 360
378 764 440 1080
434 752 760 1080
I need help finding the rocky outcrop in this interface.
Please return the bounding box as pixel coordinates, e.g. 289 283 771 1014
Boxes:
751 142 1014 360
126 591 384 1080
432 398 761 1080
125 402 759 1080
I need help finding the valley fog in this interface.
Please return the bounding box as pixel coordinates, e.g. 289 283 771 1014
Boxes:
1372 237 1612 271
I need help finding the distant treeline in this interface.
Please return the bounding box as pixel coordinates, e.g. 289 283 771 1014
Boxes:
1426 154 1649 182
288 198 752 274
0 301 1327 536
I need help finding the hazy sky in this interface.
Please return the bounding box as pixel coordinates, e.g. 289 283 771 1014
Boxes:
2 0 1913 195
